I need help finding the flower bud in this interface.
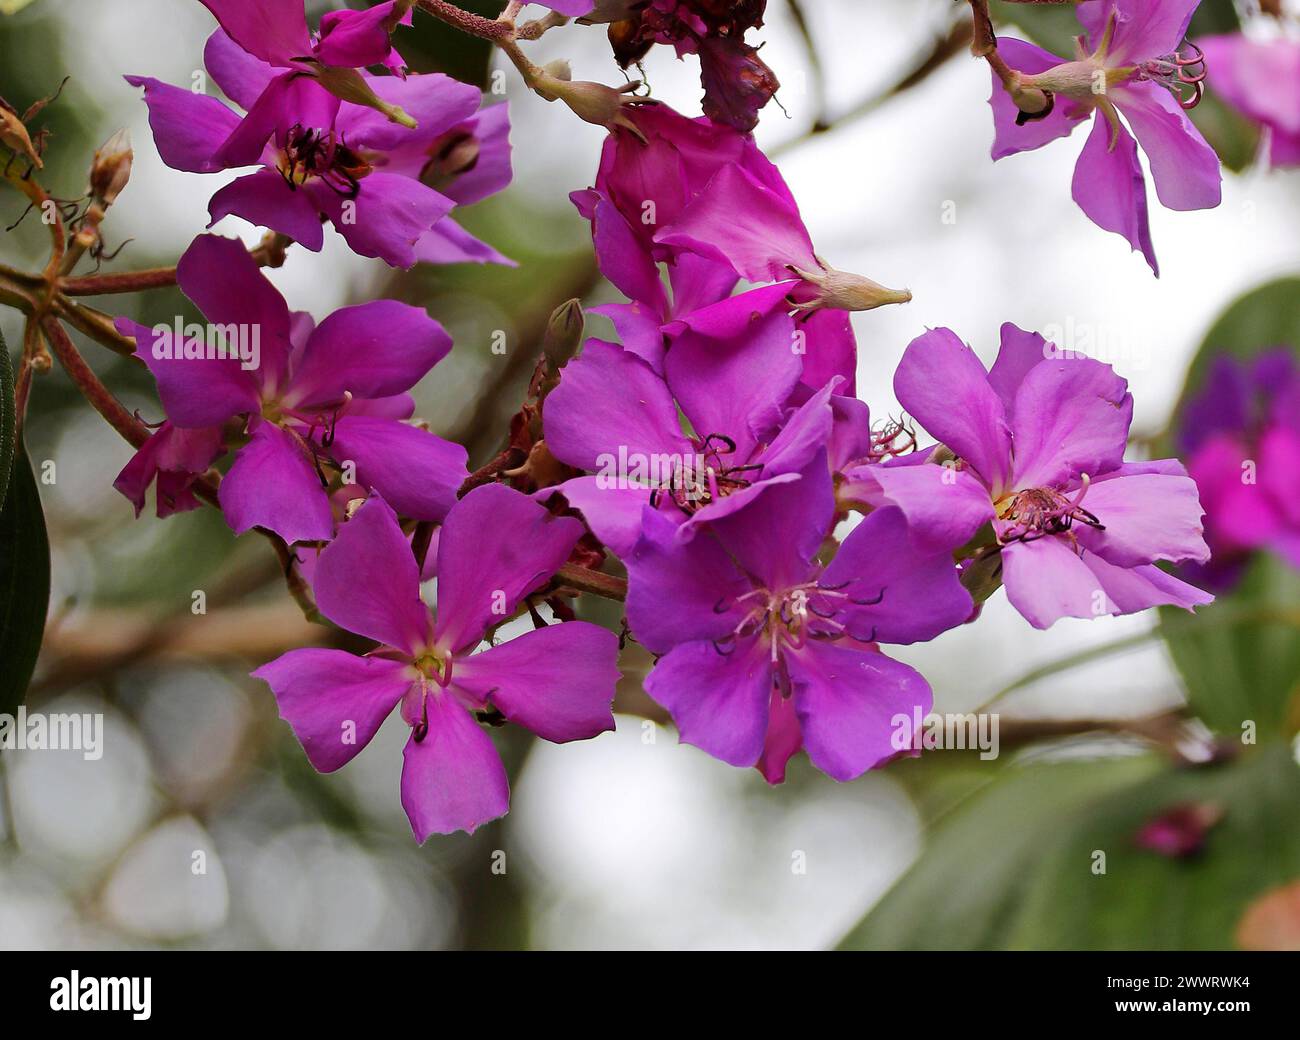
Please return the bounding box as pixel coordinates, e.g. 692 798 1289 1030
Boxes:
0 97 41 170
311 65 417 129
791 259 911 313
532 66 646 139
542 298 584 371
89 128 133 206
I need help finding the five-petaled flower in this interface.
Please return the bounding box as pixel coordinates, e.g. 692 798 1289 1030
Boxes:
114 234 468 544
861 323 1213 628
625 455 972 783
253 487 620 839
989 0 1222 274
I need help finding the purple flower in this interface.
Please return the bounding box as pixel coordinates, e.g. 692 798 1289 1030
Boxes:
591 104 908 317
254 489 619 839
113 421 225 519
113 234 467 544
869 323 1213 629
1179 349 1300 588
127 28 512 268
1199 33 1300 168
990 0 1222 275
541 306 837 558
573 103 867 389
198 0 414 100
625 455 971 783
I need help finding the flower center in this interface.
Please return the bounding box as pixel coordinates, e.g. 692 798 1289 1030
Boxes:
277 125 374 196
995 475 1105 545
403 652 453 743
652 433 762 514
711 579 886 673
1136 42 1207 110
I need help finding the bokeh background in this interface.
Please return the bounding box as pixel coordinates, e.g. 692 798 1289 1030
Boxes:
0 0 1297 950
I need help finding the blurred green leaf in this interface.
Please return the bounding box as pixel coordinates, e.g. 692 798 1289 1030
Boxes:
1190 84 1259 173
1173 277 1300 418
393 0 499 87
1008 746 1300 949
0 448 50 714
1188 0 1242 36
840 746 1300 950
1161 559 1300 740
0 328 13 508
0 0 39 15
839 755 1159 949
989 1 1079 55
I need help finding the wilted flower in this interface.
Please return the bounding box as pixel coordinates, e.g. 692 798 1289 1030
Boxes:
597 0 778 131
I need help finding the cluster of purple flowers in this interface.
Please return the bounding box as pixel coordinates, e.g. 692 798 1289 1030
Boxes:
112 0 1237 840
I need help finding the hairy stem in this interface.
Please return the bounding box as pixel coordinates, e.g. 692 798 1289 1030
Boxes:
413 0 514 41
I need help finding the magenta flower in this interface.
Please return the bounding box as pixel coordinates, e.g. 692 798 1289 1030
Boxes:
254 489 619 839
114 421 225 519
574 103 863 388
127 28 512 268
990 0 1222 274
542 307 837 558
868 323 1213 629
625 455 971 784
1178 349 1300 588
114 234 467 544
1199 33 1300 168
198 0 414 101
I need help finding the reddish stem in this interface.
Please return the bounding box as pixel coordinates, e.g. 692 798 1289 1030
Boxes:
414 0 513 41
42 317 149 447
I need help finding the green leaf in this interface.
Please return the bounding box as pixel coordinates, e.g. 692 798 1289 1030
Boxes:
0 328 13 509
1007 746 1300 949
1160 559 1300 740
840 747 1300 950
989 1 1080 56
0 448 50 715
395 0 497 88
838 756 1160 950
0 0 40 15
1172 278 1300 419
